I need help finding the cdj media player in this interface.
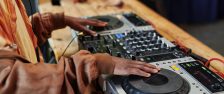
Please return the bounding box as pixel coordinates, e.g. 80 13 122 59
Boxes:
71 13 224 94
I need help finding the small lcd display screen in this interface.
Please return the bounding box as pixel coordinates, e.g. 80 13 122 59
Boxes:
179 61 224 93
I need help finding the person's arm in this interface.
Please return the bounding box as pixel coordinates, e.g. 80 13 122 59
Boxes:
0 50 75 94
31 13 65 46
0 49 160 94
0 48 105 94
31 13 107 46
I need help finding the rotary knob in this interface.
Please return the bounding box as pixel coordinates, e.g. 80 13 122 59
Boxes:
212 83 223 91
136 51 141 56
161 43 168 49
131 55 136 60
106 46 112 55
87 47 95 53
112 40 117 47
116 52 122 57
97 34 101 40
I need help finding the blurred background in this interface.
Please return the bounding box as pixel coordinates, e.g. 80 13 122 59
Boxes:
141 0 224 56
24 0 224 56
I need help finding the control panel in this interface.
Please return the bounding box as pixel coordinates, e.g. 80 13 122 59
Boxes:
71 12 224 94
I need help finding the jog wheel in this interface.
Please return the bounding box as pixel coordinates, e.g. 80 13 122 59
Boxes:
88 16 124 32
122 69 190 94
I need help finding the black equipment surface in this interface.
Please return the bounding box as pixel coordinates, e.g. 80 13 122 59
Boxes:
123 13 149 26
179 62 224 93
122 69 190 94
78 30 186 62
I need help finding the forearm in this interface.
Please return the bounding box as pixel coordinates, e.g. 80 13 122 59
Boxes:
0 50 70 93
0 50 99 94
94 53 115 74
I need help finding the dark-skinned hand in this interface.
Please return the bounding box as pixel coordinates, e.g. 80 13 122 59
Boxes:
65 16 107 36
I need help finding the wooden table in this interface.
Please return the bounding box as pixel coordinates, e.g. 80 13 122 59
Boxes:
39 0 224 73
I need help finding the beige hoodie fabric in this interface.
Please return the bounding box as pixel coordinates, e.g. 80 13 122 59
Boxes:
0 0 108 93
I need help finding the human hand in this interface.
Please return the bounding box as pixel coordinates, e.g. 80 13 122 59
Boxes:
65 16 107 36
112 56 160 77
94 53 160 77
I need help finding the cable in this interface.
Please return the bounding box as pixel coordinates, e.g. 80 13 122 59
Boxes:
205 58 224 78
205 58 224 67
60 33 78 58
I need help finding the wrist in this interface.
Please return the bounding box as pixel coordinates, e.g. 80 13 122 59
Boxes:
94 53 115 74
52 13 66 29
64 15 70 26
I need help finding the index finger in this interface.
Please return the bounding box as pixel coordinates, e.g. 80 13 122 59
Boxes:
82 19 108 27
132 61 160 70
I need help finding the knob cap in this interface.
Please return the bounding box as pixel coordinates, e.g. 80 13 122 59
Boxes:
136 51 141 56
212 83 223 90
87 47 95 53
97 34 101 40
112 40 117 47
106 46 111 55
116 52 122 57
131 55 136 60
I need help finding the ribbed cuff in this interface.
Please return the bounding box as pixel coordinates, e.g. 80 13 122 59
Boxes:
52 12 66 30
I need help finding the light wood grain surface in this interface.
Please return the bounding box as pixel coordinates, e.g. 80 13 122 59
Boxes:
39 0 224 73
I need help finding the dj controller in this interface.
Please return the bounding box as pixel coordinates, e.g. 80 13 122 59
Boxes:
71 13 224 94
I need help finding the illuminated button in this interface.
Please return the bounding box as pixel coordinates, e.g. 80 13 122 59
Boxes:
115 33 124 39
202 67 207 70
140 58 144 61
186 64 191 67
145 57 152 61
190 63 195 66
119 43 124 46
123 47 127 50
171 65 180 71
126 51 130 54
174 67 180 71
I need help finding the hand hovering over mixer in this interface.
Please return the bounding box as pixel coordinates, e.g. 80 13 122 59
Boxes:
31 12 160 93
32 13 107 45
32 12 160 77
72 50 160 79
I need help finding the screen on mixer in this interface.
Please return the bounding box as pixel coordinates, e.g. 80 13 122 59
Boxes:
179 61 224 93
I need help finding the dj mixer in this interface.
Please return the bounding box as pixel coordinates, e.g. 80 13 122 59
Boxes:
71 13 224 94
